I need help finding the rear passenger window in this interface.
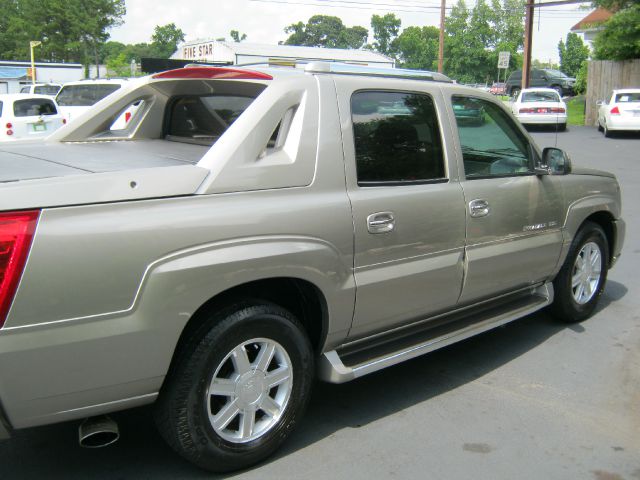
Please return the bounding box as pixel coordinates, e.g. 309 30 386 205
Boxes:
166 95 256 146
351 91 445 185
13 98 57 117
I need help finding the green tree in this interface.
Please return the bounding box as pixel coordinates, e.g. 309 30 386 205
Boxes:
592 4 640 60
558 32 590 77
574 60 588 94
151 23 185 58
394 26 439 70
230 30 247 42
370 13 401 56
283 15 368 49
443 0 524 83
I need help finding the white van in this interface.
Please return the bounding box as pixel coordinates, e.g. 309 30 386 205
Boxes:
55 78 133 124
19 83 62 96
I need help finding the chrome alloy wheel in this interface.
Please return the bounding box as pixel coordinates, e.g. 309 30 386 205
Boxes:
206 338 293 443
571 241 602 305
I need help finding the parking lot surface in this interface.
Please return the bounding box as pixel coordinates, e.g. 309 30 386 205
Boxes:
0 126 638 480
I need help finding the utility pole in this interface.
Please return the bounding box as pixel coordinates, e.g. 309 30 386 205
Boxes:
29 41 41 84
522 0 534 91
438 0 446 73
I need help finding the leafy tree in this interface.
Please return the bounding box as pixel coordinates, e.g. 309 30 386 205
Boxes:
394 26 439 70
230 30 247 42
283 15 368 49
558 32 590 77
443 0 524 83
151 23 185 58
590 0 634 10
574 60 588 94
370 13 401 56
592 4 640 60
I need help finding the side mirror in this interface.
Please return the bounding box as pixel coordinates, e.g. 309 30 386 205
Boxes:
539 147 571 175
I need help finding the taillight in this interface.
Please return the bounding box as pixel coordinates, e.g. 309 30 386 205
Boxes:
63 118 67 124
6 130 13 136
551 107 566 113
125 111 132 123
5 123 12 129
0 211 39 327
519 108 534 113
610 106 620 115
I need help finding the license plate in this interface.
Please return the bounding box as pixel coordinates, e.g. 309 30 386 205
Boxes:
32 123 47 132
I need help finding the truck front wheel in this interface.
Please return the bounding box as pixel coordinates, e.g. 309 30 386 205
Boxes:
155 301 314 472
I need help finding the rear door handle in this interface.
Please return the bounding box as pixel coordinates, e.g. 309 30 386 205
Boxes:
367 212 395 234
469 199 490 217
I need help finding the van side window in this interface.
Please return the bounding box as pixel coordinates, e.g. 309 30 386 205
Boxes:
351 91 445 185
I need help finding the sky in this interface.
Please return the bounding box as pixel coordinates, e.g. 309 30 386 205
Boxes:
109 0 594 65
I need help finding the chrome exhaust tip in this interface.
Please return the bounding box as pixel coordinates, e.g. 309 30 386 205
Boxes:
78 415 119 448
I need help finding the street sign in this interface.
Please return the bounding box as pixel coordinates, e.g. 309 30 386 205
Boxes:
498 51 510 69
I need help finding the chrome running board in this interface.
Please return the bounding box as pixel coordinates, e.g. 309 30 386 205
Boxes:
318 282 553 384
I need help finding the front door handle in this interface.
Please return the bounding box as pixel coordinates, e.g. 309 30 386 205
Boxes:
469 199 490 217
367 212 395 234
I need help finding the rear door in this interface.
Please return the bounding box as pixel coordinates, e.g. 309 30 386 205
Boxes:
12 97 63 138
448 94 563 304
335 77 467 339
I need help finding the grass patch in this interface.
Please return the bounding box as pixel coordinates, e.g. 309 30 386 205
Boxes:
567 95 585 126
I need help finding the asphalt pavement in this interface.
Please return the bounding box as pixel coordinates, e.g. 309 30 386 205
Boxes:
0 126 638 480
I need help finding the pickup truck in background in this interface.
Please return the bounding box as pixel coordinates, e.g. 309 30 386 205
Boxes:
0 63 625 472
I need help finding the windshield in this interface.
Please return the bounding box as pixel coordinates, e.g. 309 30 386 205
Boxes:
522 91 560 103
34 85 61 95
56 84 121 107
615 92 640 103
546 70 568 78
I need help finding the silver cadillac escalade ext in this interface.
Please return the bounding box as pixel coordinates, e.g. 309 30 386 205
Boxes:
0 63 625 472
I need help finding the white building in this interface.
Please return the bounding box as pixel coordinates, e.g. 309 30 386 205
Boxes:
171 39 395 68
0 60 84 94
570 8 613 51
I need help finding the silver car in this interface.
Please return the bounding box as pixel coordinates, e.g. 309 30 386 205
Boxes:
0 63 625 472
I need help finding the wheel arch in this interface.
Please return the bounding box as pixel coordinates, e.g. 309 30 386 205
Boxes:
581 211 616 265
165 277 329 380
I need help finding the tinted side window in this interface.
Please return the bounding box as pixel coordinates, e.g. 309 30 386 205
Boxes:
452 96 532 178
56 84 121 106
34 85 61 95
351 91 445 185
13 98 57 117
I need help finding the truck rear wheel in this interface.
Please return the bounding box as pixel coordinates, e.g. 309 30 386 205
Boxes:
155 301 314 472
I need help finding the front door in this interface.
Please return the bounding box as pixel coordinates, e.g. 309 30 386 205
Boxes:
335 79 467 340
449 94 564 304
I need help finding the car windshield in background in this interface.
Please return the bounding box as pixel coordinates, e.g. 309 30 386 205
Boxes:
615 92 640 103
13 98 57 117
34 85 61 95
166 95 256 146
522 92 560 103
56 84 121 107
546 70 568 78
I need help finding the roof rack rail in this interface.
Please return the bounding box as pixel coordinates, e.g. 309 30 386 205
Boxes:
304 62 453 83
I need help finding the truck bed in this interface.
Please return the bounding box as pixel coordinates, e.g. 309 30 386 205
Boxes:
0 140 209 183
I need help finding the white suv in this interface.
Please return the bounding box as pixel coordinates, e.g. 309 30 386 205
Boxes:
0 93 65 142
18 83 61 96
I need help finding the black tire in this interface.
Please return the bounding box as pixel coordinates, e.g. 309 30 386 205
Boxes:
550 222 609 323
155 301 314 472
597 121 604 132
551 85 563 96
558 123 567 132
604 123 613 138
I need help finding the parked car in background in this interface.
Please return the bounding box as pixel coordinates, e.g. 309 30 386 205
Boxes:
0 94 65 142
510 88 567 130
505 69 575 97
18 83 62 96
55 78 137 125
597 88 640 137
490 82 506 95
